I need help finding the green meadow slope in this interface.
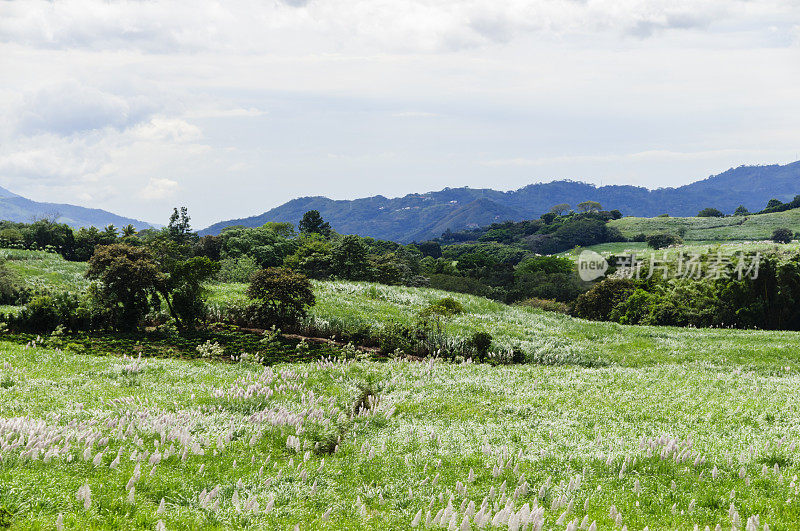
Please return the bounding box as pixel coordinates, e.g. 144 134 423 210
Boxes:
609 208 800 241
209 280 800 371
3 312 800 528
2 253 800 528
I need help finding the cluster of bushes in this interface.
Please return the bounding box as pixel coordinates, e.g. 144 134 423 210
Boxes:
420 252 588 304
369 297 521 363
572 251 800 330
199 213 427 288
0 219 141 261
439 207 624 255
758 196 800 215
696 196 800 218
412 203 637 304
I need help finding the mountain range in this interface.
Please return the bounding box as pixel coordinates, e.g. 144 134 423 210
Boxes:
200 161 800 242
0 186 154 230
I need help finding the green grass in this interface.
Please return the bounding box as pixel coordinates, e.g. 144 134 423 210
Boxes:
610 208 800 241
0 248 89 294
206 280 800 372
560 240 800 262
3 336 800 529
5 251 800 528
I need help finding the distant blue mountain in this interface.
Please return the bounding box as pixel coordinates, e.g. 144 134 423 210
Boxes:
200 160 800 242
0 186 154 230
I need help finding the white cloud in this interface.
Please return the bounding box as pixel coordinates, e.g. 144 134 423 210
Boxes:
0 0 797 55
16 80 154 135
140 178 179 200
132 118 202 143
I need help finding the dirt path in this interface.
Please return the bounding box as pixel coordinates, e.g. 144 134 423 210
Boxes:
237 327 381 354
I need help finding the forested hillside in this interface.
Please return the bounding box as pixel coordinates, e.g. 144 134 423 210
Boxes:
201 161 800 242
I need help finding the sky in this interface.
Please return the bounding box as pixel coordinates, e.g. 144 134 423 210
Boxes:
1 0 799 228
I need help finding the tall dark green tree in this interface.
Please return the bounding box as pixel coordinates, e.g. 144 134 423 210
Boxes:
167 207 194 246
298 210 332 238
331 235 370 280
157 257 220 330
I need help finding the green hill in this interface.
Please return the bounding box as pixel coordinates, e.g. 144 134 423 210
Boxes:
200 161 800 242
208 279 800 370
609 207 800 241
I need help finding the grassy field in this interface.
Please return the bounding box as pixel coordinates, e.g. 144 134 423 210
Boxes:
5 252 800 528
559 240 800 262
609 208 800 241
3 324 800 529
207 280 800 372
0 249 89 294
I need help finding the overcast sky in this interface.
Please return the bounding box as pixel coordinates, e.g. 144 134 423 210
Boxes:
1 0 799 227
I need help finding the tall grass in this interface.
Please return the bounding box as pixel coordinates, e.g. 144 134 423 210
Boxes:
0 249 90 293
609 209 800 241
207 279 800 370
3 340 800 528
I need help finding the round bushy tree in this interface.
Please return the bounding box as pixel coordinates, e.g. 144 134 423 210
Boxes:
86 243 161 331
772 227 793 244
246 267 315 328
697 207 724 218
646 233 683 249
469 331 493 362
331 235 370 281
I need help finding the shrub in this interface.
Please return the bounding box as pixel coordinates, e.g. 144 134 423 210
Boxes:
17 295 59 332
646 233 683 249
196 340 224 358
697 207 724 218
772 227 793 244
246 267 315 328
379 321 420 356
572 278 637 321
468 331 493 362
0 262 29 305
423 297 464 317
8 292 96 333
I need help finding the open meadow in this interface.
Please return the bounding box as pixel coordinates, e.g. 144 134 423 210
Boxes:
4 330 800 530
609 210 800 242
2 251 800 529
